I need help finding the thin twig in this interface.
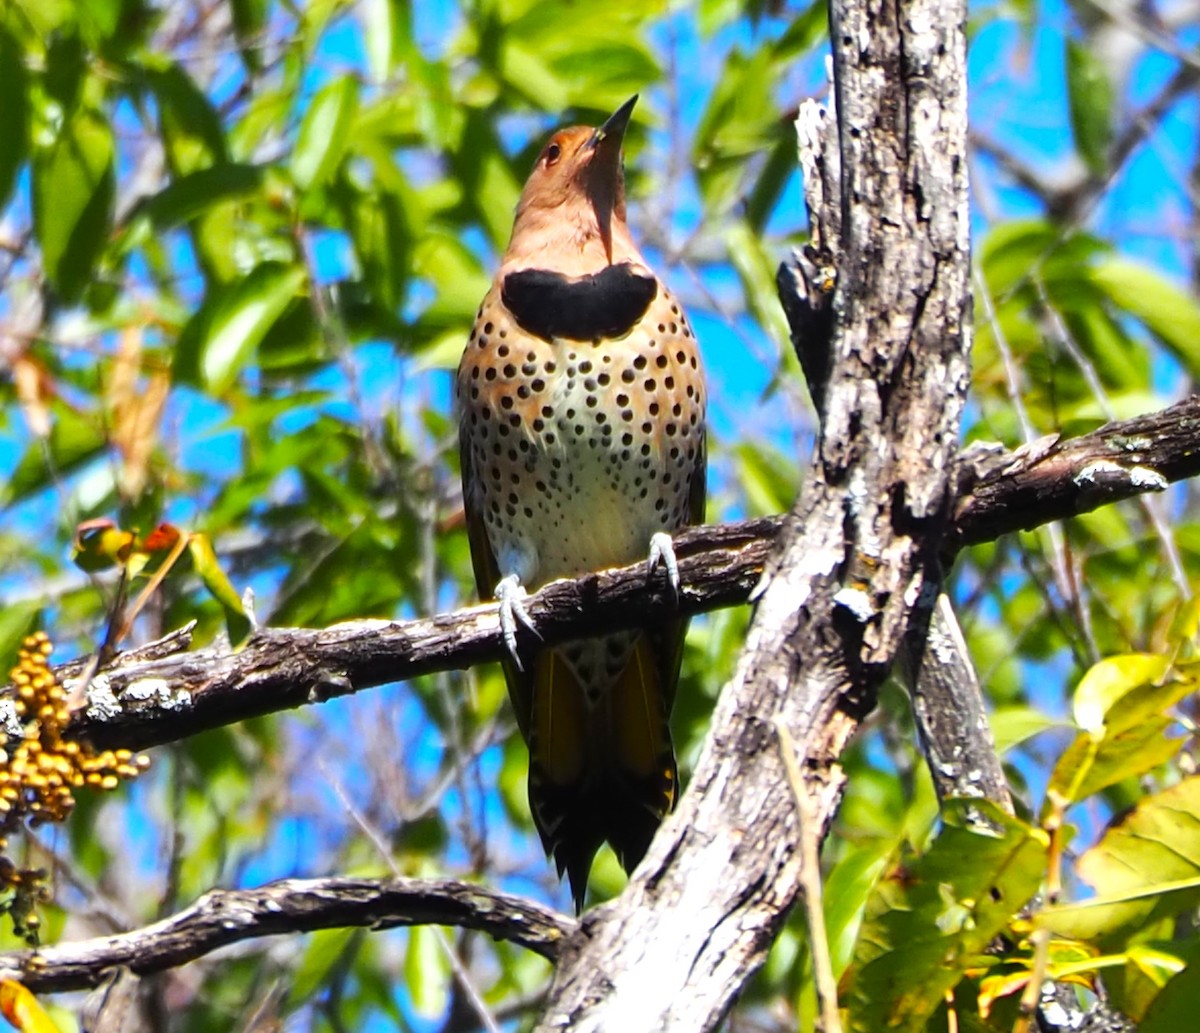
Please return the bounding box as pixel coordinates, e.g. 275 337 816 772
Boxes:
774 716 842 1033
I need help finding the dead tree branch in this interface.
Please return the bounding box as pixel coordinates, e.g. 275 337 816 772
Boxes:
533 0 975 1021
0 877 571 993
24 394 1198 757
0 397 1186 756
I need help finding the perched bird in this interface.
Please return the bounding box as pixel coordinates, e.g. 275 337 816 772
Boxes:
457 95 706 909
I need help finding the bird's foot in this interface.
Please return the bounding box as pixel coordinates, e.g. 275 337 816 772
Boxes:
495 574 539 670
647 531 681 603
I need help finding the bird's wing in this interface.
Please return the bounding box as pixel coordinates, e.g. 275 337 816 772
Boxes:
460 429 535 740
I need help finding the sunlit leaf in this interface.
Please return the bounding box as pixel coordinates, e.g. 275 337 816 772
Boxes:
132 163 264 230
824 839 894 977
292 74 359 192
1047 720 1180 806
289 927 362 1007
1041 777 1200 941
359 0 412 82
145 62 227 174
1089 258 1200 377
31 108 115 303
1141 957 1200 1033
1120 944 1188 1022
1065 38 1113 175
188 533 252 646
174 261 307 393
0 605 42 681
726 219 793 353
405 925 451 1020
845 800 1048 1032
1071 654 1170 735
0 28 28 210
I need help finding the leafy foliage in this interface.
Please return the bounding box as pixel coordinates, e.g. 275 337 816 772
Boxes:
0 0 1198 1028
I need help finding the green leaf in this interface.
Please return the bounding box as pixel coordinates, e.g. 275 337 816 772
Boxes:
188 533 251 647
693 46 776 212
229 0 269 71
133 163 264 230
292 74 359 192
0 28 29 209
359 0 412 83
824 840 894 977
1119 944 1188 1023
500 40 570 110
1072 654 1171 735
145 62 228 174
744 133 795 233
845 799 1048 1032
174 261 307 393
32 108 115 303
1088 258 1200 377
1141 957 1200 1033
405 925 451 1019
413 229 489 329
990 706 1061 753
43 31 85 113
1042 777 1200 942
289 927 361 1006
341 181 414 316
726 219 793 354
0 603 42 682
1066 37 1113 175
772 0 828 61
977 221 1104 297
1047 720 1180 805
733 441 800 516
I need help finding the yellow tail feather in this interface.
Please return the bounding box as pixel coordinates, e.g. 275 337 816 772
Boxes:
526 634 677 910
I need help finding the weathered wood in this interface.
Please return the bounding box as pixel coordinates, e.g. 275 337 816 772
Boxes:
781 86 1013 820
0 877 571 992
16 405 1195 762
533 0 974 1023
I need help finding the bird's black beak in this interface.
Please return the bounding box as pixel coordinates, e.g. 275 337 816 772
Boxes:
588 95 637 152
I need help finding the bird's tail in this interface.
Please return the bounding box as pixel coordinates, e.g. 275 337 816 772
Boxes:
527 634 677 912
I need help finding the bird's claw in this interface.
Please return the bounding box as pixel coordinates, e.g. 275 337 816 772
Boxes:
495 574 539 670
647 531 681 602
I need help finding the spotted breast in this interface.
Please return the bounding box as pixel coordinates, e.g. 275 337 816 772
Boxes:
457 95 706 910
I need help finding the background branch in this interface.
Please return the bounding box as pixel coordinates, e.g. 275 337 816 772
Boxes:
23 394 1197 755
0 877 571 993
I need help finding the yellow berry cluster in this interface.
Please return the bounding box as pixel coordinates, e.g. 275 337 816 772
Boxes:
3 632 150 827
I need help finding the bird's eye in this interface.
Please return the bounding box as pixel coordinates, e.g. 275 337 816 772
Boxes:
545 143 561 166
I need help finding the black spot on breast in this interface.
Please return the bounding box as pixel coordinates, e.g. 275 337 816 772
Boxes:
501 264 658 341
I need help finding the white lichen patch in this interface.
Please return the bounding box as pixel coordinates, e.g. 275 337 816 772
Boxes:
121 677 191 711
833 586 874 623
1074 460 1167 492
1073 460 1125 486
1117 435 1152 451
1129 466 1168 491
0 699 24 741
82 676 122 721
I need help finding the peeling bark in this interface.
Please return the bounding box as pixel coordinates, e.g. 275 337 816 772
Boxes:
533 0 973 1024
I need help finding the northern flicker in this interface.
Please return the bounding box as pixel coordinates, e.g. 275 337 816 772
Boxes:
457 95 707 909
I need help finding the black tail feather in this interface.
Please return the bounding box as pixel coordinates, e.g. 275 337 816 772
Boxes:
532 762 674 913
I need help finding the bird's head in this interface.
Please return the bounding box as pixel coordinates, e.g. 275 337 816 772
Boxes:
508 96 640 268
